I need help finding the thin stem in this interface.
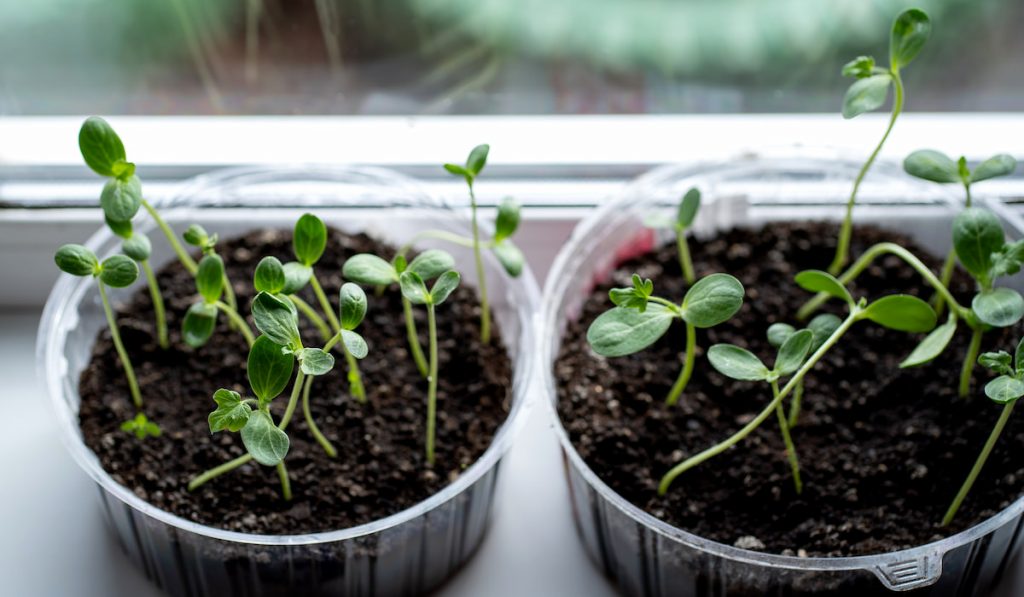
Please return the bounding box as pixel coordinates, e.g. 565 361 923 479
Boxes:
397 229 493 257
309 273 366 400
665 322 696 406
276 461 292 501
404 297 429 377
141 199 197 274
187 453 253 491
214 301 255 347
469 185 491 344
959 328 984 398
278 370 307 431
827 71 905 275
787 380 805 428
773 380 803 494
964 182 973 208
943 401 1015 526
221 269 238 314
98 283 142 409
426 304 439 466
658 310 859 495
290 295 332 341
139 260 168 349
301 375 337 457
933 249 958 318
676 229 696 285
309 273 341 332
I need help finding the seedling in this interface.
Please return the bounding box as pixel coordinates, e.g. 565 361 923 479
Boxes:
443 145 526 344
658 270 937 494
645 187 701 284
181 253 255 348
292 213 368 401
55 244 157 434
827 8 931 275
903 150 1018 314
707 329 814 492
253 254 331 342
765 314 842 426
343 249 456 377
121 413 161 440
586 273 745 406
399 269 461 466
183 224 240 316
942 338 1024 526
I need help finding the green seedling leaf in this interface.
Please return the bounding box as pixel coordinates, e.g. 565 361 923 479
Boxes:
766 323 797 348
298 347 335 376
252 292 302 349
293 213 327 266
79 117 127 178
707 344 770 381
1015 337 1024 373
444 163 470 178
861 294 937 332
241 410 290 466
587 304 674 357
903 149 960 184
393 255 408 274
680 273 744 328
208 389 252 433
281 262 313 295
841 55 875 79
183 302 218 347
990 240 1024 279
339 283 367 330
121 234 151 262
901 317 957 368
120 413 161 440
341 330 369 359
407 249 456 280
984 376 1024 404
807 313 842 352
979 351 1014 376
55 244 99 276
610 274 654 312
774 329 813 376
183 224 209 247
106 215 133 239
973 287 1024 328
254 256 286 294
100 176 143 223
430 271 461 305
494 197 521 242
466 144 489 176
953 207 1004 280
492 241 525 277
248 335 295 405
677 188 701 229
795 270 853 306
343 254 396 285
842 74 891 119
399 271 431 305
195 254 224 303
890 8 931 68
972 154 1017 183
99 254 139 288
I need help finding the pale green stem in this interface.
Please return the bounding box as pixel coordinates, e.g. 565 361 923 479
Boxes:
278 369 307 431
139 260 168 349
933 250 958 318
665 322 696 406
141 199 197 274
676 229 695 285
942 400 1015 526
214 301 255 347
959 328 984 398
426 304 439 466
397 229 495 257
308 273 341 331
404 297 429 377
658 310 859 495
302 375 337 457
469 185 491 344
773 380 803 494
276 461 292 501
290 295 332 341
787 381 805 428
828 71 905 275
98 283 142 409
309 273 366 401
187 453 252 491
221 269 238 314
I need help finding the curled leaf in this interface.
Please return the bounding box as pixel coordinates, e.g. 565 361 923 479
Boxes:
399 271 430 305
430 271 461 305
466 144 489 176
979 351 1014 376
208 389 252 433
252 292 302 349
841 55 875 79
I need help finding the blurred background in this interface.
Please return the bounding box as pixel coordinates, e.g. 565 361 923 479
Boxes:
2 0 1021 116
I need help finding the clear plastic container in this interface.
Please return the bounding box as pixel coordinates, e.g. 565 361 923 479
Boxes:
539 152 1024 595
38 166 539 597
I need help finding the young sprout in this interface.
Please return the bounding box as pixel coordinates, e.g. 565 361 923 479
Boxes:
707 329 815 493
766 314 842 426
904 150 1018 314
586 273 745 406
183 224 240 316
55 245 156 435
189 291 342 498
443 145 525 344
942 339 1024 525
399 269 461 466
121 413 161 440
658 270 936 494
827 8 931 274
343 249 456 377
645 188 701 284
289 213 368 402
181 254 255 348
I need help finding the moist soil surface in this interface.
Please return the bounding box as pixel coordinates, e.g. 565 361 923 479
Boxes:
556 221 1024 557
79 229 511 535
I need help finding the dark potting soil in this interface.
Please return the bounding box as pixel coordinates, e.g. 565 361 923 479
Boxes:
78 228 511 535
556 221 1024 557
